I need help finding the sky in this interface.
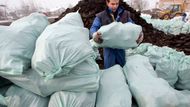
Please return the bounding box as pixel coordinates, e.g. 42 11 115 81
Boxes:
33 0 80 11
0 0 159 11
0 0 80 11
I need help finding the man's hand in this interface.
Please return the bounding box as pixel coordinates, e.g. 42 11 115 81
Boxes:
93 32 103 44
136 31 144 44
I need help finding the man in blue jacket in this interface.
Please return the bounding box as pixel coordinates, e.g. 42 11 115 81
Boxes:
182 12 189 22
90 0 133 69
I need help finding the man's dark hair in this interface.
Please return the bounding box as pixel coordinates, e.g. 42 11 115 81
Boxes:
106 0 123 4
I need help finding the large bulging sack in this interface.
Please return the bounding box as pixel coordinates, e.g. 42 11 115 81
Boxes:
96 65 132 107
32 12 95 79
0 13 49 75
0 26 7 33
49 91 96 107
91 22 142 49
5 85 49 107
3 58 100 97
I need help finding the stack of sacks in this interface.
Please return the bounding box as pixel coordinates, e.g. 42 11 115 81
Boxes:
1 85 49 107
0 13 49 75
175 56 190 90
96 65 132 107
0 11 100 106
2 11 98 95
123 54 190 107
181 22 190 34
142 17 190 35
167 20 185 35
125 43 153 57
154 48 185 87
0 26 7 33
152 20 171 34
3 58 99 97
141 18 171 35
11 11 100 97
90 22 142 49
32 11 97 79
49 91 96 107
143 45 184 87
126 43 185 87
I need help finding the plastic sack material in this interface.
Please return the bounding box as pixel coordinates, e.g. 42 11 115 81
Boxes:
142 17 190 35
10 12 49 35
49 91 96 107
181 23 190 34
125 43 153 57
90 22 142 49
155 50 183 87
143 45 170 67
0 26 7 33
0 94 6 106
126 43 185 87
123 54 190 107
5 85 49 107
96 65 132 107
32 12 95 79
168 20 185 35
0 13 49 75
2 58 100 97
175 56 190 90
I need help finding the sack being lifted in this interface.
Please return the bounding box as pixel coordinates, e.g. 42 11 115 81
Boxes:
90 22 142 49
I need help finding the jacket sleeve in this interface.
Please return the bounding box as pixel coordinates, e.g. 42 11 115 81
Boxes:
90 17 102 38
127 17 134 23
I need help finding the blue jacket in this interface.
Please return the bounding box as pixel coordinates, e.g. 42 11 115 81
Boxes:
90 6 133 69
90 6 133 38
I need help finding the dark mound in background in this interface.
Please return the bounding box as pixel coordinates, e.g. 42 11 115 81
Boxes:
55 0 190 68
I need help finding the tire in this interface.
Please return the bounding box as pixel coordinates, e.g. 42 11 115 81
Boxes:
161 14 170 20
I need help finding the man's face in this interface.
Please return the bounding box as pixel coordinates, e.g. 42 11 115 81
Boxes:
106 0 119 12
